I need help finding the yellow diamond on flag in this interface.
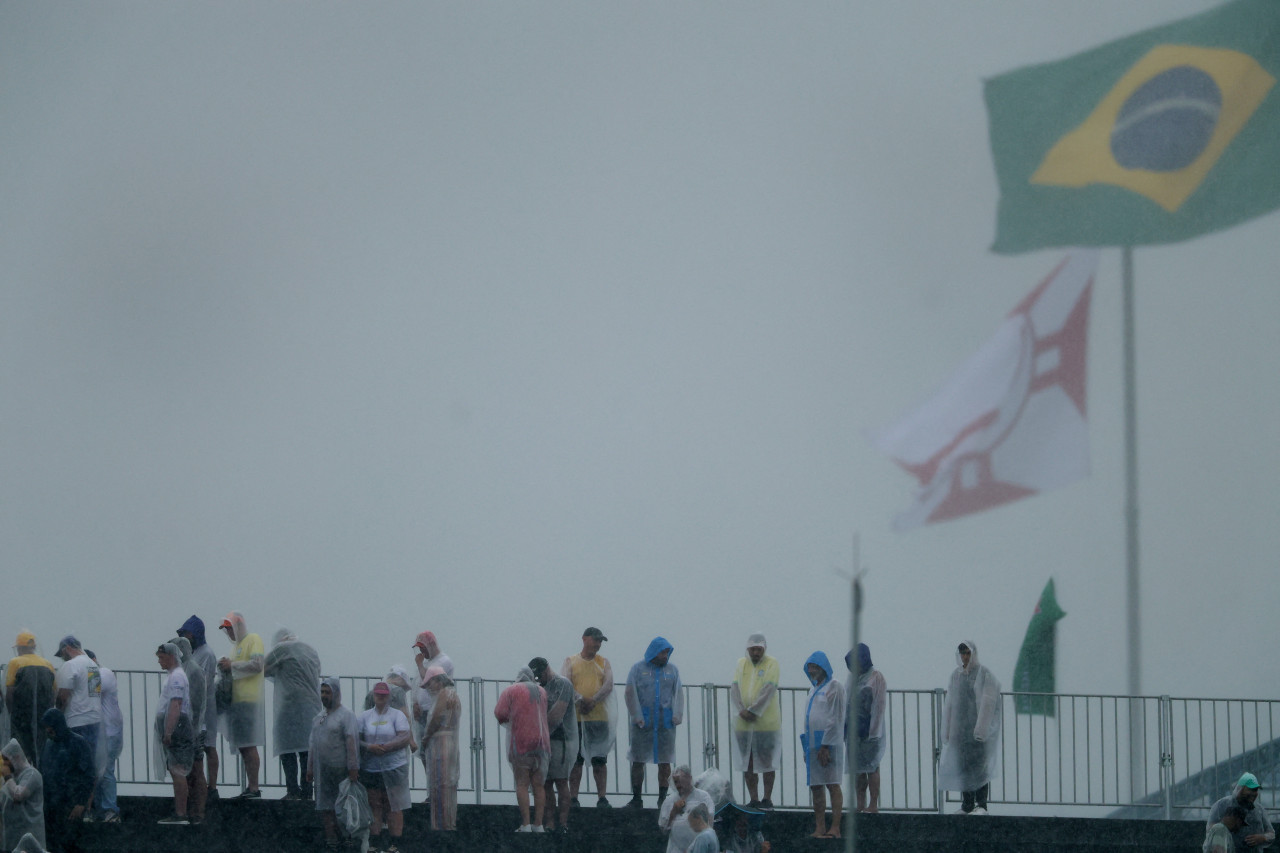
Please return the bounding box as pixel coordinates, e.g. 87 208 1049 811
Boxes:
1030 45 1274 212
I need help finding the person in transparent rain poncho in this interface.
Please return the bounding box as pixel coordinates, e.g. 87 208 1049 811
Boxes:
494 668 550 833
307 677 359 850
657 764 715 853
176 616 220 801
216 611 266 798
264 628 323 800
730 633 780 809
420 667 461 831
1206 772 1275 852
357 682 412 853
801 651 843 839
529 657 577 832
410 632 453 805
1 738 46 851
845 643 887 814
561 627 615 809
153 644 195 825
938 640 1002 815
166 638 207 822
625 637 684 809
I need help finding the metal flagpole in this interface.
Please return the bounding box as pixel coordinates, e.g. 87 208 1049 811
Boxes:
846 534 862 853
1122 245 1144 799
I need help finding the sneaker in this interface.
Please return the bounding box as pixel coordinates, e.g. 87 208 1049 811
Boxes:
206 788 220 802
570 796 580 808
282 791 303 801
625 796 643 809
760 798 774 810
158 814 190 825
746 799 761 809
386 845 401 853
971 807 989 815
233 789 262 800
102 812 122 824
82 813 97 823
532 826 545 833
516 824 533 833
599 797 614 808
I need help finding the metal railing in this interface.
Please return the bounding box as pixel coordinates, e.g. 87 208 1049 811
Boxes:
8 667 1276 819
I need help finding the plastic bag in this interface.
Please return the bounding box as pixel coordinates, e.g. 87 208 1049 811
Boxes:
336 778 372 840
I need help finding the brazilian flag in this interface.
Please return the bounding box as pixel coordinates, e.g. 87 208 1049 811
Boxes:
1012 579 1066 717
986 0 1280 253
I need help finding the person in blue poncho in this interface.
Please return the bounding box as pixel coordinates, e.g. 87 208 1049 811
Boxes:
624 637 683 808
801 651 843 839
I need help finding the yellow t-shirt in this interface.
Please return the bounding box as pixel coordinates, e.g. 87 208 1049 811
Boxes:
564 654 611 722
733 655 781 731
231 633 265 703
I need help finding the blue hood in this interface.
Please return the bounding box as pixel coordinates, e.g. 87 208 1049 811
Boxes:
41 707 71 740
180 615 208 649
645 636 673 664
804 651 833 686
844 643 873 674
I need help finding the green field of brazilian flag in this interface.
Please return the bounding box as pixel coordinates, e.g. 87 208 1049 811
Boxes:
986 0 1280 253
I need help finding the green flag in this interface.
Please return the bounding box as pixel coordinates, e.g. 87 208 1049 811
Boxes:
986 0 1280 254
1013 579 1066 716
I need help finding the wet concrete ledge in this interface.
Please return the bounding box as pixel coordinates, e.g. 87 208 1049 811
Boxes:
65 795 1205 853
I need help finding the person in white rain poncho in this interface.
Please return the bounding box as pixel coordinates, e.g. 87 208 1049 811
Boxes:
657 765 715 853
530 657 577 832
176 616 220 802
216 611 266 798
938 640 1002 815
307 677 359 850
166 639 207 822
1 738 45 851
730 634 780 809
845 643 887 814
801 651 843 839
264 628 323 801
153 644 195 825
410 631 453 804
625 637 683 809
494 668 550 833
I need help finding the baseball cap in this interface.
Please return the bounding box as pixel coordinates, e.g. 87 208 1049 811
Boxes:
583 627 607 641
14 631 36 648
55 635 82 659
1239 772 1262 790
373 682 391 695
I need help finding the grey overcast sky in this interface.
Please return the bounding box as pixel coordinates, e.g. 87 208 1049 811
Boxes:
3 1 1276 702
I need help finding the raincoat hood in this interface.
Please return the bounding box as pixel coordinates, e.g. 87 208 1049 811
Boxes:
956 639 981 672
645 636 674 664
222 611 249 643
515 666 536 683
41 707 71 740
273 627 297 646
171 636 193 663
804 651 833 686
321 676 342 707
845 643 874 675
1 737 30 772
179 615 207 649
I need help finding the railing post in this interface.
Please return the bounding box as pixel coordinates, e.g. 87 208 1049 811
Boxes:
933 688 945 815
1160 695 1173 820
469 677 486 805
701 684 719 771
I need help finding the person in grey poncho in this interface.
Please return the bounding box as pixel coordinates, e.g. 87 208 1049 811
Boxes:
1 738 46 851
264 628 322 800
1205 772 1274 851
307 677 359 849
937 640 1001 814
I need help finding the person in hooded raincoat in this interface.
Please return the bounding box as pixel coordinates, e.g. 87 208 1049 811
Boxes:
801 651 843 839
1 738 46 851
166 639 207 822
264 627 323 800
410 631 453 804
730 633 780 809
216 611 266 799
561 626 615 809
5 633 55 772
421 666 460 831
1206 772 1275 851
494 667 550 832
176 616 220 801
624 637 683 809
845 643 887 814
938 640 1002 814
307 677 359 849
39 708 93 853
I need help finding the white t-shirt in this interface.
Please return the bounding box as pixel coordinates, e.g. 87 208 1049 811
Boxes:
55 654 103 727
658 787 716 853
99 666 124 736
158 667 192 720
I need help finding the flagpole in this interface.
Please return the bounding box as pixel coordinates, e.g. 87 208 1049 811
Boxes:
846 533 861 853
1122 245 1143 798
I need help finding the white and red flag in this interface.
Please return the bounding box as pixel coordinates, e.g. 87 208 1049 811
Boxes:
871 251 1098 531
